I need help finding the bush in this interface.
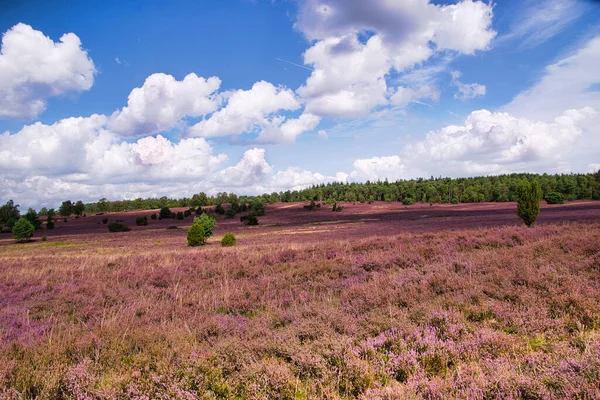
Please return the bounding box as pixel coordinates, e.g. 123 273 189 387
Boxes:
545 192 564 204
187 220 205 246
46 215 55 230
332 202 344 212
102 218 108 224
150 213 157 220
136 216 148 226
225 208 236 219
215 204 225 214
450 197 459 204
42 236 47 242
304 200 317 210
108 222 131 232
402 197 415 206
159 207 172 219
12 217 35 242
184 210 191 218
176 211 184 220
240 214 259 226
166 226 180 230
221 232 236 247
517 180 542 227
195 213 216 238
63 217 68 223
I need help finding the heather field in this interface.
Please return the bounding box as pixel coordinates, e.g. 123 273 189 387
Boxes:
1 202 600 399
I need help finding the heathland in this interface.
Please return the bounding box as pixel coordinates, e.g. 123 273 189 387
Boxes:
1 201 600 399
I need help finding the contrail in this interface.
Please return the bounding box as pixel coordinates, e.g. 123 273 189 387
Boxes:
411 100 433 107
275 57 314 71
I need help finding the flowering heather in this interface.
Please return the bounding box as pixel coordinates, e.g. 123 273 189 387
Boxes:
0 203 599 398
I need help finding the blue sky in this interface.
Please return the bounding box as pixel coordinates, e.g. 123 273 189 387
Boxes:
1 0 599 207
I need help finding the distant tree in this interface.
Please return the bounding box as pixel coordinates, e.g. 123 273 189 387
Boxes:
98 198 109 213
187 219 205 246
12 217 34 242
159 207 172 219
46 208 56 229
136 216 148 226
215 203 225 214
73 200 86 216
516 180 542 227
225 208 236 219
545 192 564 205
59 200 73 217
176 211 184 220
24 208 42 230
108 222 130 232
240 214 259 226
150 213 157 220
0 200 20 225
221 232 236 247
38 207 49 216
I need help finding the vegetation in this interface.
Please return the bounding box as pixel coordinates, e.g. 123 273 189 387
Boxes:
517 180 543 227
240 214 259 226
194 213 216 238
41 235 47 242
150 213 157 220
215 203 225 215
332 202 344 212
225 208 236 219
0 200 20 226
159 207 172 219
186 219 205 246
136 216 148 226
107 222 131 232
220 232 236 247
545 192 565 204
102 218 108 224
11 217 34 242
176 211 184 220
23 208 42 230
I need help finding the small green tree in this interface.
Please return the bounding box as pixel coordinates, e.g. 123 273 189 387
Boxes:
221 232 236 247
545 192 564 204
136 216 148 226
59 200 73 217
176 211 184 220
12 217 34 242
187 219 205 246
516 180 542 227
73 200 86 216
24 208 42 230
195 213 216 238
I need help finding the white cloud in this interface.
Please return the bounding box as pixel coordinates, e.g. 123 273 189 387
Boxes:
351 156 406 182
108 73 222 137
257 113 321 144
589 163 600 173
0 23 96 119
187 81 300 138
498 0 585 49
450 70 486 100
390 85 439 107
295 0 496 118
318 129 328 139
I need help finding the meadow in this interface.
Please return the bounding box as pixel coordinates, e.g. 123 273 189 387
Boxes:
1 201 600 399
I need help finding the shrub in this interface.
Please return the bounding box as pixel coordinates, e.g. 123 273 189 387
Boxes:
12 217 34 242
187 220 205 246
108 222 131 232
545 192 564 204
225 208 236 219
304 200 317 210
215 204 225 214
241 214 259 226
63 217 68 223
221 232 236 247
332 202 344 212
102 218 108 224
42 236 47 242
159 207 172 219
195 207 203 215
46 215 55 230
176 211 184 220
450 197 459 204
517 180 542 227
184 210 191 217
402 197 415 206
136 216 148 226
150 213 157 220
166 226 180 230
195 213 216 238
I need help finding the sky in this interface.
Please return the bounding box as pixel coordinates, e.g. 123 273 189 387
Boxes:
1 0 599 208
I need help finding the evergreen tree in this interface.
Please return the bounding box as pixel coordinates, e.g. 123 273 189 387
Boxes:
516 180 542 227
12 217 34 242
187 219 205 246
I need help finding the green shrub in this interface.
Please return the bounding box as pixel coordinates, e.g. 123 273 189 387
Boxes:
450 197 459 204
517 180 542 227
545 192 564 204
195 213 216 238
150 213 157 220
215 204 225 214
402 197 415 206
63 217 68 223
108 222 131 232
176 211 184 220
102 218 108 224
159 207 172 219
41 236 47 242
240 214 259 226
166 226 180 230
225 208 236 219
187 220 205 246
184 209 191 217
136 216 148 226
12 217 35 242
46 215 55 230
221 232 236 247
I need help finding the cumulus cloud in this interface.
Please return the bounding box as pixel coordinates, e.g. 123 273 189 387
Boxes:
295 0 496 117
108 73 222 137
0 23 96 119
450 70 486 100
589 163 600 173
347 107 596 181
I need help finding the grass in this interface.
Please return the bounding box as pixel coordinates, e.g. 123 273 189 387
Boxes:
1 221 600 398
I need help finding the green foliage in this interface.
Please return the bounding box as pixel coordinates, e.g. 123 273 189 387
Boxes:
0 200 20 225
12 217 34 242
136 216 148 226
176 211 184 220
41 235 47 241
59 200 73 217
184 209 191 217
187 220 205 246
159 207 172 219
63 217 68 223
450 197 459 204
102 218 108 224
402 197 415 206
221 232 236 247
166 226 181 230
150 213 157 220
46 214 54 230
225 208 236 219
24 208 42 230
195 213 216 238
215 203 225 214
545 192 564 204
517 180 542 227
304 200 317 210
73 200 86 216
108 222 131 232
332 202 344 212
241 214 259 226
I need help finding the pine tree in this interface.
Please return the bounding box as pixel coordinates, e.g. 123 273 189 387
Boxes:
12 217 35 242
516 180 542 227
